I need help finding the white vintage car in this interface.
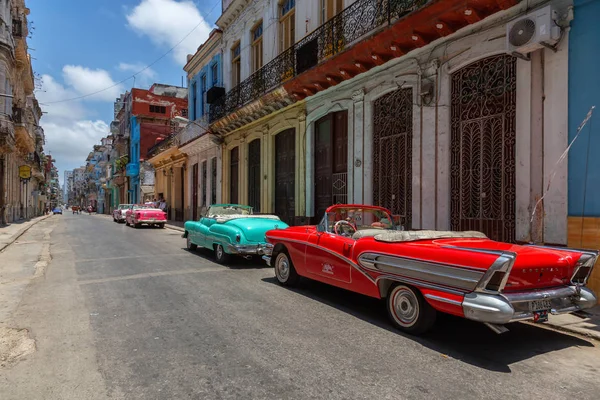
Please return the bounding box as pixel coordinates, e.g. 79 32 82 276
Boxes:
112 204 133 223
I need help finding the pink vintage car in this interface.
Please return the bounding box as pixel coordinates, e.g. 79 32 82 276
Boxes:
125 204 167 229
264 204 598 335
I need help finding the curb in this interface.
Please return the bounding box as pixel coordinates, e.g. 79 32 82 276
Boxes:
0 214 52 253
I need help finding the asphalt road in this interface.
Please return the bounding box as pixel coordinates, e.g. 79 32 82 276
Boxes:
2 212 600 399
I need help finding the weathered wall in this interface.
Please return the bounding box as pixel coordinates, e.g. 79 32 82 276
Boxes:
304 0 570 243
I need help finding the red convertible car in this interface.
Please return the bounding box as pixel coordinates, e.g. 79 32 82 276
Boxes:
264 204 598 335
125 205 167 229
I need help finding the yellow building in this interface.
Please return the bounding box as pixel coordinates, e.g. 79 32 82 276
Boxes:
216 102 306 225
147 135 187 222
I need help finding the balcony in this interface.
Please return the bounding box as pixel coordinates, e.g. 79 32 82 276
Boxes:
210 0 514 133
147 132 180 159
13 108 34 154
0 118 15 154
125 163 140 177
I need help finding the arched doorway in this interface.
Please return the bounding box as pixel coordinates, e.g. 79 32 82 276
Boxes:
450 54 516 242
372 87 413 229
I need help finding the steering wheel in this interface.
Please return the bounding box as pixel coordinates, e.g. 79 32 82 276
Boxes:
334 220 357 237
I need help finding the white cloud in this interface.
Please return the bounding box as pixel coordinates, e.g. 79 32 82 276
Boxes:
43 120 110 166
126 0 212 65
36 68 117 182
118 62 157 88
62 65 124 102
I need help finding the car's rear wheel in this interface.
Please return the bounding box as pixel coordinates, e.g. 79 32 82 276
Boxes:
386 284 436 335
158 224 165 229
214 244 230 264
134 222 141 229
125 220 130 226
186 235 197 251
274 251 299 287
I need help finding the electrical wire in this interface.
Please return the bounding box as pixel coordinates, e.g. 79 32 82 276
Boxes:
42 0 222 105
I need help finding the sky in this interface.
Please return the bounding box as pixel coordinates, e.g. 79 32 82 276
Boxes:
28 0 222 184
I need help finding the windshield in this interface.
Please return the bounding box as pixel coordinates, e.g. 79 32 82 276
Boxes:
118 204 132 210
132 205 151 210
320 207 397 237
207 205 252 216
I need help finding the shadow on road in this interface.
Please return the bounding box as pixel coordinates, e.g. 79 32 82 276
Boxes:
185 247 270 269
261 276 594 373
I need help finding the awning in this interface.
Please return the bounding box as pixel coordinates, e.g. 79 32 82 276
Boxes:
140 185 155 195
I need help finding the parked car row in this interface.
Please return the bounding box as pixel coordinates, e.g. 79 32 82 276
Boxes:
112 203 167 228
183 203 599 336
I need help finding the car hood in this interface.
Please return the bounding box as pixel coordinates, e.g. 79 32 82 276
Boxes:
224 218 289 242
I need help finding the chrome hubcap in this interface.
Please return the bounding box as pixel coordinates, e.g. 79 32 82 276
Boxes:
276 254 290 281
217 246 223 259
391 287 419 327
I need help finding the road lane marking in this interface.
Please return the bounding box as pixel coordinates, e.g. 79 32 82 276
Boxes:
77 267 227 285
75 253 191 262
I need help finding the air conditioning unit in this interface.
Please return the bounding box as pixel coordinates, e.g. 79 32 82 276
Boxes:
506 5 561 55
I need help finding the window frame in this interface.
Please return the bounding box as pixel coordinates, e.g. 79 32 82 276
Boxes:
200 74 207 116
191 81 197 120
320 0 344 24
211 63 218 86
279 0 295 53
231 42 241 87
251 20 263 73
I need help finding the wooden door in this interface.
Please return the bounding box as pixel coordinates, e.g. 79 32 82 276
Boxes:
247 139 261 212
373 88 413 229
275 129 295 225
192 163 198 220
314 111 348 222
229 146 239 204
450 54 516 242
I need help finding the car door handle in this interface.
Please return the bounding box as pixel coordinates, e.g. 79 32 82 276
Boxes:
343 243 353 252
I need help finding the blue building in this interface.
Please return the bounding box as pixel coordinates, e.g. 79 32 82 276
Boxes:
126 115 141 204
187 29 222 125
567 0 600 292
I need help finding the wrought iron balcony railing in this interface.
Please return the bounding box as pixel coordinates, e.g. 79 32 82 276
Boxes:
210 0 426 122
147 132 180 159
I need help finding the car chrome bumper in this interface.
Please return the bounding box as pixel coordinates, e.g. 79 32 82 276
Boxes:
462 286 597 325
227 242 273 256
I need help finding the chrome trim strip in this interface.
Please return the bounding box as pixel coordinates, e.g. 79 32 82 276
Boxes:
262 255 271 267
374 275 466 296
526 244 599 257
358 252 483 291
424 294 462 306
502 286 579 303
440 245 508 256
271 237 376 283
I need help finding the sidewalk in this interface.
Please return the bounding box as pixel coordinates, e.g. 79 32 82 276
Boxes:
543 305 600 340
0 214 52 252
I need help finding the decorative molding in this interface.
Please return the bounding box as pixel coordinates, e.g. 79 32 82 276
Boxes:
352 89 365 103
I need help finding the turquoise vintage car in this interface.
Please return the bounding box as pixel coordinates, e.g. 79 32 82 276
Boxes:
182 204 289 264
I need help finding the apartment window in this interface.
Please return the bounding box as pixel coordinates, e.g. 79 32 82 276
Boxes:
279 0 295 52
231 42 241 87
181 108 188 118
320 0 344 23
191 81 197 120
251 21 263 73
149 105 166 114
211 63 218 86
200 74 207 116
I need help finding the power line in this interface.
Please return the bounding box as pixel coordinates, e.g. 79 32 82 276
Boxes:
42 0 222 105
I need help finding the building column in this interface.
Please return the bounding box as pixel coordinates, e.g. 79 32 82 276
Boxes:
351 89 364 205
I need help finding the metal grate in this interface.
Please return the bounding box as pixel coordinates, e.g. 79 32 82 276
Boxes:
373 88 413 229
450 54 516 242
332 172 348 204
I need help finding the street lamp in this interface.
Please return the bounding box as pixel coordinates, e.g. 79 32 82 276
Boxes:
172 116 223 145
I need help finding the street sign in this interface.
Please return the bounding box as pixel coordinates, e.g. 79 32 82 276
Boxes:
19 165 31 180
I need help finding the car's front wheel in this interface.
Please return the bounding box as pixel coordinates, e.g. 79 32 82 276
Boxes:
386 284 436 335
214 244 230 264
125 220 130 226
274 251 299 287
186 235 197 251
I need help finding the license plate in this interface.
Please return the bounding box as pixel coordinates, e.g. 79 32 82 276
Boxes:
529 299 551 312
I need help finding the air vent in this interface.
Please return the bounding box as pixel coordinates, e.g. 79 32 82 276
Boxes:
508 19 536 47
